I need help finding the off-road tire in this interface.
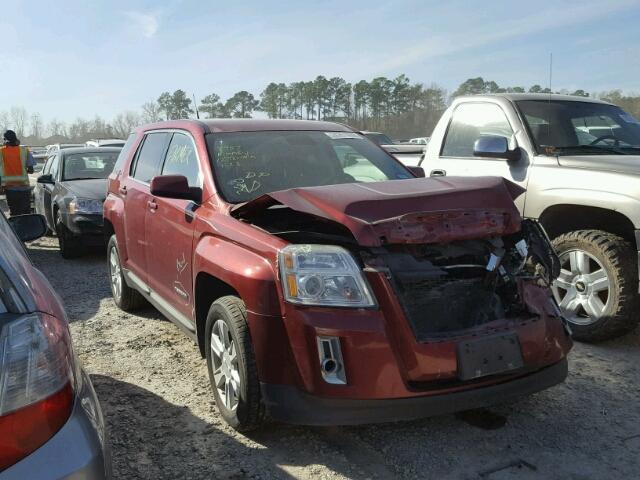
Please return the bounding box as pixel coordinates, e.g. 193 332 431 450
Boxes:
56 211 83 258
552 230 640 341
205 296 265 431
107 235 146 311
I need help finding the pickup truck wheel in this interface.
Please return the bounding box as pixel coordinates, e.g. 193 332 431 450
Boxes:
56 211 83 258
551 230 640 342
205 296 265 431
107 235 146 311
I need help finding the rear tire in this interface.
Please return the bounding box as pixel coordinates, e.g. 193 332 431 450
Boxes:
551 230 640 342
205 296 265 431
56 211 83 259
107 235 146 311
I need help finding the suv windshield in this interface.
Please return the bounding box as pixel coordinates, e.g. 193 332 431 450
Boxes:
517 100 640 155
207 131 412 203
62 152 118 181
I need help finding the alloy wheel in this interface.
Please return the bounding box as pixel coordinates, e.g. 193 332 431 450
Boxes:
210 319 240 412
109 247 122 302
552 249 610 326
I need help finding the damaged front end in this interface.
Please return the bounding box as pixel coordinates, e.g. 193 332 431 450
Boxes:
363 219 564 341
233 176 571 395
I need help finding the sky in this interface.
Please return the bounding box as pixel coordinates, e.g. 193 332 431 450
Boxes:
1 0 639 124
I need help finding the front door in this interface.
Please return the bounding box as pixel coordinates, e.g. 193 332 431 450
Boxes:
35 155 56 229
431 102 531 211
145 132 202 327
121 132 171 283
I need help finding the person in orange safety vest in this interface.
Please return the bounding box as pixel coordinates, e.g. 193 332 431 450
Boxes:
0 130 36 216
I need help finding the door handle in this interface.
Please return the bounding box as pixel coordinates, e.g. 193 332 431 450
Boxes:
430 169 446 177
119 186 127 196
147 200 158 212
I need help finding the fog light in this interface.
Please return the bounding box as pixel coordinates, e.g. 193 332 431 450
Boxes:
317 336 346 385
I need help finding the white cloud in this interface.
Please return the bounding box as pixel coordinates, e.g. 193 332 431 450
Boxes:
124 11 159 38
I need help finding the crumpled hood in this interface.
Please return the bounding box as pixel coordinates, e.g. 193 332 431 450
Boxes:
558 155 640 175
60 179 108 200
232 176 524 246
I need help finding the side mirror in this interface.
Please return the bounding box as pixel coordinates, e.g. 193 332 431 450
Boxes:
8 214 48 242
473 135 520 162
37 174 54 184
406 166 426 177
150 175 202 203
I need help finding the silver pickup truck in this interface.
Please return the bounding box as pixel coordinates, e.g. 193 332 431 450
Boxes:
421 93 640 341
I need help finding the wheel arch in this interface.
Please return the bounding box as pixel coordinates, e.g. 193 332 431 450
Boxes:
538 204 637 247
193 236 282 357
194 273 241 356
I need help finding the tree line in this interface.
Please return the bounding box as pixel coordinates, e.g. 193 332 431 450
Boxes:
2 76 639 145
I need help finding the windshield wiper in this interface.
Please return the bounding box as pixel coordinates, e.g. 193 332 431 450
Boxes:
63 177 105 181
552 145 631 155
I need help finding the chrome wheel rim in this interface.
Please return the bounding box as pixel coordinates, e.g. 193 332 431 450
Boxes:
552 249 610 326
109 247 122 301
210 319 240 411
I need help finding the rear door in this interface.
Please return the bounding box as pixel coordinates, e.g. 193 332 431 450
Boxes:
434 102 530 210
145 132 202 327
120 132 171 283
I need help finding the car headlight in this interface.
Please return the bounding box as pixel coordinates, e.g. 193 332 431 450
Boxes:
68 198 103 215
279 245 376 307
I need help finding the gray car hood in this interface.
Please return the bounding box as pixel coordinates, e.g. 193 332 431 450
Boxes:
60 179 108 200
558 155 640 175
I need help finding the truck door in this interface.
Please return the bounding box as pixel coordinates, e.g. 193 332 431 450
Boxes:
432 102 530 211
145 132 201 329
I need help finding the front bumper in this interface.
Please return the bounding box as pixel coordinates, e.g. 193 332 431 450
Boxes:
64 213 104 239
0 368 111 480
261 358 568 426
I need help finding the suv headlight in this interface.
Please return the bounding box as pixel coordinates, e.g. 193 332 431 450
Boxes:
68 198 103 215
279 245 376 307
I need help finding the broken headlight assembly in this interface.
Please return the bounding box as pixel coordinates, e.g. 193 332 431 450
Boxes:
279 245 377 307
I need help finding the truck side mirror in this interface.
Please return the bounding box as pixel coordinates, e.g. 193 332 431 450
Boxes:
473 136 520 162
150 175 202 203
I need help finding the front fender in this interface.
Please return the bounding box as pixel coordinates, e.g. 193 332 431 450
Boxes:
525 187 640 228
193 235 281 316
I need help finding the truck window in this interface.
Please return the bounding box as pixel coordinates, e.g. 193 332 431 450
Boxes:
161 133 201 187
112 133 136 175
441 103 513 158
131 132 170 183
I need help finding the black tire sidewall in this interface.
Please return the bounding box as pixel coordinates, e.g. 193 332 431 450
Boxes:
205 301 251 430
107 236 124 307
553 230 638 341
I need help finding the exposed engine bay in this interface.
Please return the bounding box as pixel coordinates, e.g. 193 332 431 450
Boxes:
361 220 560 339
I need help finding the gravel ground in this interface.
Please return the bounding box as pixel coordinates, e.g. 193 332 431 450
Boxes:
24 236 640 480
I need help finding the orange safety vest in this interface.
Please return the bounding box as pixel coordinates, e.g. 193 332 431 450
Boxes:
0 145 29 187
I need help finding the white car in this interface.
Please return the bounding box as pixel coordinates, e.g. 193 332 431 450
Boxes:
409 137 430 145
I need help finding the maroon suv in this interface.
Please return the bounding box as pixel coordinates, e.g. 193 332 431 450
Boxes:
104 119 571 430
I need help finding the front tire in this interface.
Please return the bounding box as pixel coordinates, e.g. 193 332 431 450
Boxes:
551 230 640 342
107 235 146 311
56 211 83 258
205 296 265 431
